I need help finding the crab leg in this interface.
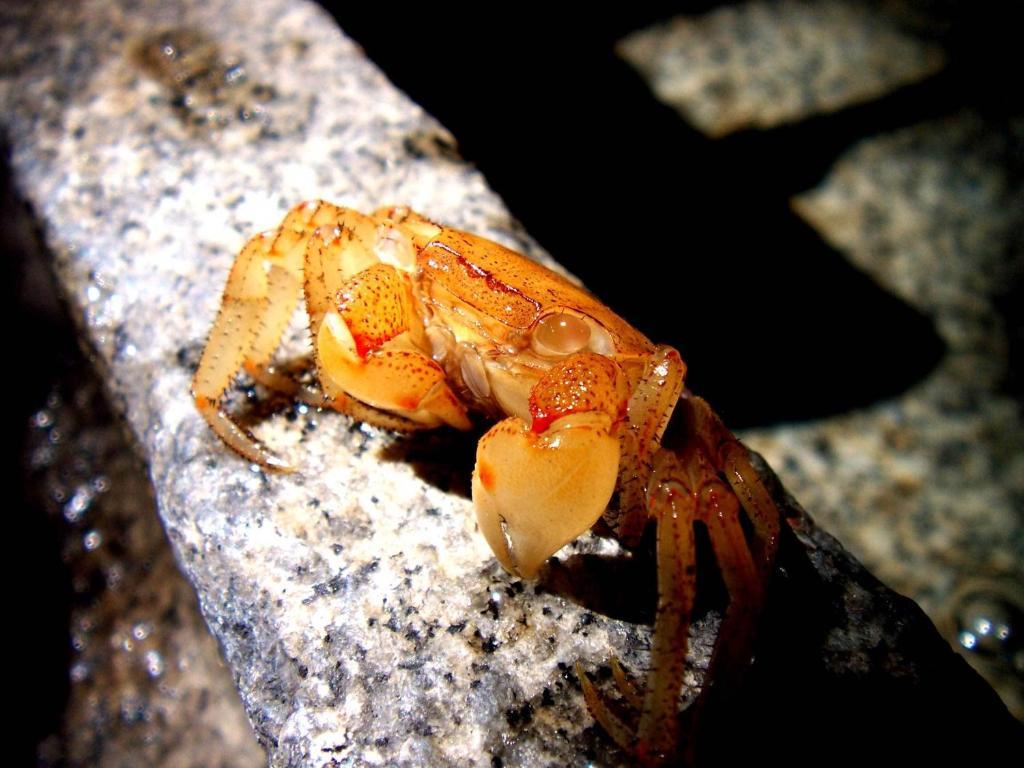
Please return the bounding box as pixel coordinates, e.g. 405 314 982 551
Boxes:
193 202 443 467
643 454 703 763
303 207 385 334
575 442 704 765
614 346 687 546
688 395 780 574
686 396 780 696
192 200 344 468
579 397 780 764
639 399 779 761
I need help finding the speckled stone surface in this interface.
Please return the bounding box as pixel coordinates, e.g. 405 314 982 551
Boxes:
0 2 647 765
5 1 1022 766
618 0 945 137
28 367 266 767
748 112 1024 716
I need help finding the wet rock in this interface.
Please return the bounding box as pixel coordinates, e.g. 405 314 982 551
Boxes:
27 364 266 767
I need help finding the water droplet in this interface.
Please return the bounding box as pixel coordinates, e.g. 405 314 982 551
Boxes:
83 530 102 550
145 650 165 678
32 409 53 428
63 485 95 522
953 584 1023 664
132 622 152 641
70 662 89 683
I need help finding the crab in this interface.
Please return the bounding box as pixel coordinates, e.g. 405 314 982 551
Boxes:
192 202 781 764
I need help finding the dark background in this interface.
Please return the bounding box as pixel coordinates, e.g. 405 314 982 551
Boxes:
319 1 1019 427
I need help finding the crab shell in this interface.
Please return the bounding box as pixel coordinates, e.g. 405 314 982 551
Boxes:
413 225 663 578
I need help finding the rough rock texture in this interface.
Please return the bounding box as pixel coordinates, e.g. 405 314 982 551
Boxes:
616 0 1023 721
4 1 1022 766
747 113 1024 716
1 2 644 764
27 365 266 767
618 0 945 137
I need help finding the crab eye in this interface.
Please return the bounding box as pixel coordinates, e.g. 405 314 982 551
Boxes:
532 313 591 356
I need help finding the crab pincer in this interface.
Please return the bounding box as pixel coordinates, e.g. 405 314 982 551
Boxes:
472 352 626 578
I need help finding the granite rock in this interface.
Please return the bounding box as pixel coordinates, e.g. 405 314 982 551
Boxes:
1 2 642 764
27 363 266 767
4 1 1021 765
749 112 1024 717
618 0 945 137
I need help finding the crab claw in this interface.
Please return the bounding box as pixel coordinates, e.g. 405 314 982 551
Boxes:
314 263 471 430
472 411 620 579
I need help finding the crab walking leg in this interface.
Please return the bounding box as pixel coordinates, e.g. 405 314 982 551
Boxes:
699 482 763 698
634 401 778 760
610 657 644 712
685 396 780 574
614 346 687 546
576 413 776 764
641 443 732 763
303 206 385 334
192 200 344 468
574 447 700 765
687 396 780 694
578 664 643 755
630 441 759 763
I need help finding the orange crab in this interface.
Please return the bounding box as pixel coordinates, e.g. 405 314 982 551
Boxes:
192 202 781 764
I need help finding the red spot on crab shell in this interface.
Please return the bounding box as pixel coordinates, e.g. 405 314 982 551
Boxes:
396 394 421 410
478 461 496 492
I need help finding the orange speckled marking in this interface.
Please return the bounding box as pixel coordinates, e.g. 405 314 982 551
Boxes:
418 228 655 353
337 263 413 358
529 353 628 434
